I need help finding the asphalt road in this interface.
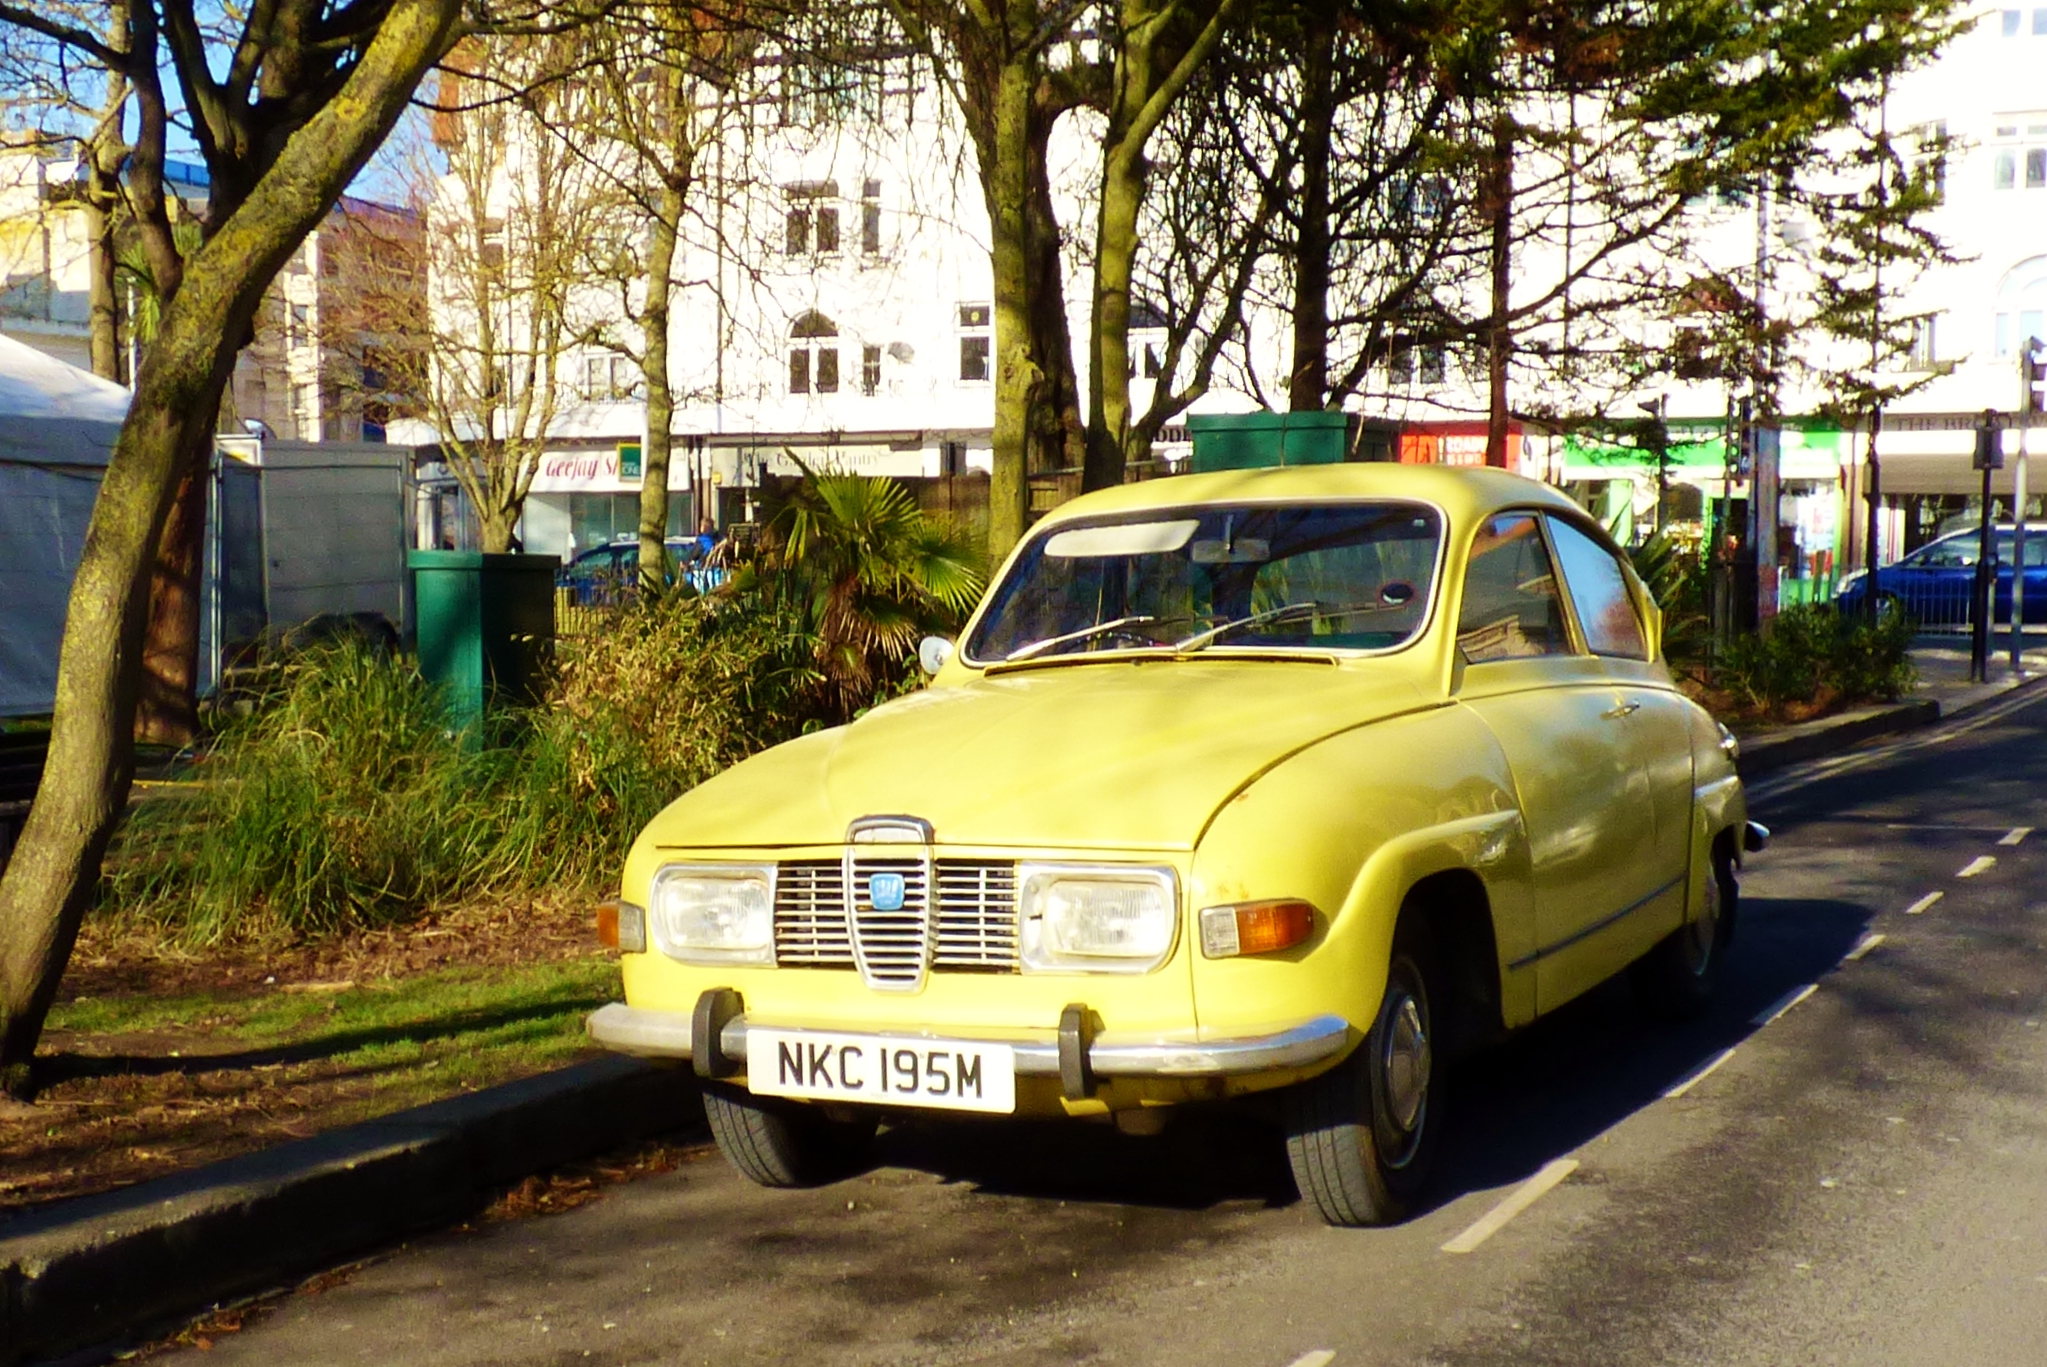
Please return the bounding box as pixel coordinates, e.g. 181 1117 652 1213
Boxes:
180 687 2047 1367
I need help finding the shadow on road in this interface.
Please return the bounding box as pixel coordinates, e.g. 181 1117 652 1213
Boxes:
819 893 1871 1225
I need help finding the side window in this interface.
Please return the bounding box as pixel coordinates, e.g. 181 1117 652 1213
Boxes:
1457 513 1574 662
1547 517 1651 660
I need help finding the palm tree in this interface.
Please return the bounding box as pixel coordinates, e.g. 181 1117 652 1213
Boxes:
764 466 984 718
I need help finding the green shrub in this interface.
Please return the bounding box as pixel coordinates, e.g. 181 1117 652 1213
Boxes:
1716 603 1915 713
107 595 829 944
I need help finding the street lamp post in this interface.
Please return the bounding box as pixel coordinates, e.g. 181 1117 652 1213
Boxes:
1972 409 2003 683
1638 395 1670 537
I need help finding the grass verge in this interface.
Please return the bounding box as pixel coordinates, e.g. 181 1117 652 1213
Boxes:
4 949 621 1212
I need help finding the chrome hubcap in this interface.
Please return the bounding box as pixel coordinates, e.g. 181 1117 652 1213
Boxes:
1378 991 1431 1161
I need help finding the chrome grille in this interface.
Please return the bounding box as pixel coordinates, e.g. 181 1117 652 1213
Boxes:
847 854 933 990
771 858 1018 979
933 862 1019 967
772 860 851 964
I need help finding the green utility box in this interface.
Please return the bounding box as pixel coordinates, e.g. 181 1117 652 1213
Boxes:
408 550 559 722
1185 411 1358 473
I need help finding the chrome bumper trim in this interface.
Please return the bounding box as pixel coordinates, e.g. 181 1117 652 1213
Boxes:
586 1003 1353 1079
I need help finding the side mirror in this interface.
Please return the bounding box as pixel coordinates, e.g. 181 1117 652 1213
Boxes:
917 636 955 677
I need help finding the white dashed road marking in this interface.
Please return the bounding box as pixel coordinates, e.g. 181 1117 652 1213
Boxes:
1753 983 1818 1028
1958 856 1998 878
1283 1353 1336 1367
1905 891 1944 916
1441 1158 1580 1254
1844 931 1886 962
1663 1047 1738 1099
2000 827 2032 846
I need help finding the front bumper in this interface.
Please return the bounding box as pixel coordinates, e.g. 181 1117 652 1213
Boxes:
586 1001 1352 1080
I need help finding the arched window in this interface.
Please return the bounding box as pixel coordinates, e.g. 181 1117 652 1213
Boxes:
1995 256 2047 358
789 311 839 394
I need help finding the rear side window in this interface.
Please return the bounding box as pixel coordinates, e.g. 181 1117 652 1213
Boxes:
1547 517 1650 660
1457 513 1573 662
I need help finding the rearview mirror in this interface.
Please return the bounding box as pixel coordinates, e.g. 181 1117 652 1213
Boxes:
918 636 955 677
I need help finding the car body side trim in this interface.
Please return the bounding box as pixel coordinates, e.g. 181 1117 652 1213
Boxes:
586 1002 1354 1078
1506 872 1685 971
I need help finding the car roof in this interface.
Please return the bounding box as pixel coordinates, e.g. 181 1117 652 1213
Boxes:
1029 462 1584 532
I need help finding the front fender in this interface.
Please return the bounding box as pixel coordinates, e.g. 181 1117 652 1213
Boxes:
1187 704 1536 1075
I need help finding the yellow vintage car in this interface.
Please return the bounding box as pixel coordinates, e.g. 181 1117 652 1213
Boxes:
586 463 1764 1226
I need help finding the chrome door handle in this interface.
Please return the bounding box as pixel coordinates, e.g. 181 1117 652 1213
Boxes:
1603 701 1641 719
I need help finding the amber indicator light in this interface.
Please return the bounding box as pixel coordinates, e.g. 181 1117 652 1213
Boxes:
1233 900 1315 955
595 900 622 950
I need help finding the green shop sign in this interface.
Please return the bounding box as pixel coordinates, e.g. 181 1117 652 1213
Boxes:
1561 421 1845 471
618 441 643 480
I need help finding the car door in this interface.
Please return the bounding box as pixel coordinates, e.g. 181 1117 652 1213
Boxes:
1545 515 1691 962
1451 511 1660 1015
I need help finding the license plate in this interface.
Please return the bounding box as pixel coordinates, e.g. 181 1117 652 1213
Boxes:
747 1028 1016 1114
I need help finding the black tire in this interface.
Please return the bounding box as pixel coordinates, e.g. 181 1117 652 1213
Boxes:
1631 842 1737 1020
703 1086 878 1188
1284 934 1444 1227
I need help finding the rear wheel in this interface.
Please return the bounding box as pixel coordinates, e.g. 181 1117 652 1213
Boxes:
1631 842 1736 1020
703 1086 877 1187
1284 935 1443 1227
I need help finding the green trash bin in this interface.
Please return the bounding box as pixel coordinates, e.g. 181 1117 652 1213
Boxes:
1185 412 1358 473
407 550 559 723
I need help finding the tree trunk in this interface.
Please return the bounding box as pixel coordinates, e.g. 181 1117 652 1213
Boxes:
1085 128 1143 492
133 453 207 745
638 177 682 592
986 57 1039 559
0 0 465 1099
1484 113 1514 469
85 180 124 383
1287 22 1335 414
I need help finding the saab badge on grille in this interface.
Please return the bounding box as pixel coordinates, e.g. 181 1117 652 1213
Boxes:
868 872 907 912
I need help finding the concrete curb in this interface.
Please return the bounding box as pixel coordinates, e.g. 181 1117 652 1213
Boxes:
0 1054 701 1367
1736 699 1940 777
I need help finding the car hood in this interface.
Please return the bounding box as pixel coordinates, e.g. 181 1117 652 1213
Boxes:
642 659 1438 852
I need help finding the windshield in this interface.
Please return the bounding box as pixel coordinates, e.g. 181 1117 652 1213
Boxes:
965 501 1444 664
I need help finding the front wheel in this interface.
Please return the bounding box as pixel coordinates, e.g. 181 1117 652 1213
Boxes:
703 1085 877 1187
1284 940 1443 1227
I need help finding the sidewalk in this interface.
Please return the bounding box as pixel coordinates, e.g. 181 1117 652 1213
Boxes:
1905 628 2047 715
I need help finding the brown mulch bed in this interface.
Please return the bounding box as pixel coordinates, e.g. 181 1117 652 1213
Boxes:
0 898 609 1216
57 896 597 1004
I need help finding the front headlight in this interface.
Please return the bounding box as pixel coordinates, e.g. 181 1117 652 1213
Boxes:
1018 864 1178 973
648 863 775 965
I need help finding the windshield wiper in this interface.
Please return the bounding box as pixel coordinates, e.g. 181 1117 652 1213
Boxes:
1172 602 1320 653
1003 615 1160 662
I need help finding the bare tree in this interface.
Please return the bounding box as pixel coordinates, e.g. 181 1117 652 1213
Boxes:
0 0 470 1101
408 40 617 554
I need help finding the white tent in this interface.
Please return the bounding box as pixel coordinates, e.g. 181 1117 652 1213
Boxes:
0 333 128 716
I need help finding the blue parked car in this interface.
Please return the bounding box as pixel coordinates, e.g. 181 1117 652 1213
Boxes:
1835 524 2047 626
557 537 728 605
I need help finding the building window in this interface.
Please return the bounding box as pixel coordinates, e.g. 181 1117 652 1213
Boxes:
861 344 881 395
958 303 991 382
1912 121 1947 203
783 182 840 259
582 352 640 401
1420 346 1447 384
1998 150 2018 189
1907 315 1940 368
286 302 309 347
1994 257 2047 359
2031 147 2047 188
790 310 839 394
861 179 882 255
2003 8 2022 35
2036 7 2047 34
